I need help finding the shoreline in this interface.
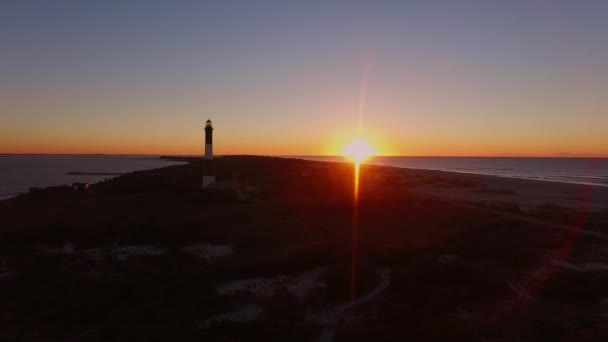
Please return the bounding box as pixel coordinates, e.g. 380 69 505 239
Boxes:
271 156 608 210
380 165 608 188
2 156 608 207
2 155 606 197
0 156 186 200
292 156 608 188
388 165 608 188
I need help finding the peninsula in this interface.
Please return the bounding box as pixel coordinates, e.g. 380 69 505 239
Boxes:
1 156 607 341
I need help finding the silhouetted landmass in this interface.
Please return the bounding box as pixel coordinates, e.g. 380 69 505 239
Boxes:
160 155 201 162
1 156 607 341
66 172 124 176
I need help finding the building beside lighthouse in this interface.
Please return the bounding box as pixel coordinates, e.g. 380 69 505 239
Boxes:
202 119 215 187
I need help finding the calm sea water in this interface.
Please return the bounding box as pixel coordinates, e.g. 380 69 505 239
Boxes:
295 156 608 187
0 155 184 199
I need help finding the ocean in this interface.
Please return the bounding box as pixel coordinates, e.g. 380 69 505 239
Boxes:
1 155 607 199
295 156 608 187
0 155 185 199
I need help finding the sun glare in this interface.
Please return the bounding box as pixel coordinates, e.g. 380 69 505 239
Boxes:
342 138 375 163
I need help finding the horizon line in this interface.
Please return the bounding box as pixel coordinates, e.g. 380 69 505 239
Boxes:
2 153 608 158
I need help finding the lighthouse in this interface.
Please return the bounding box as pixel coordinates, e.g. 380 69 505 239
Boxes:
202 119 215 187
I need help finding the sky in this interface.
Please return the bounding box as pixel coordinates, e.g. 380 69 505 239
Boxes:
1 0 607 156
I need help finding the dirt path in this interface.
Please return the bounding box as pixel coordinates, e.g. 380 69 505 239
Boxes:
316 259 391 342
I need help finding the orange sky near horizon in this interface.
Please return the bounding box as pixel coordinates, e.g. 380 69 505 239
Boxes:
2 123 607 157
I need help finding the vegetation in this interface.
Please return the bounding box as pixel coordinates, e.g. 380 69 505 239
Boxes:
0 156 606 341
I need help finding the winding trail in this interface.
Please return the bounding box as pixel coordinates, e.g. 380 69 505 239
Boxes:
255 199 392 341
316 259 391 342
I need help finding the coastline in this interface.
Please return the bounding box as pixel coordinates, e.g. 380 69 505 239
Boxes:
0 155 185 200
273 156 608 210
292 155 608 188
3 155 608 210
3 155 606 201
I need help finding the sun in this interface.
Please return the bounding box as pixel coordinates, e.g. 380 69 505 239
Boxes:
342 138 375 163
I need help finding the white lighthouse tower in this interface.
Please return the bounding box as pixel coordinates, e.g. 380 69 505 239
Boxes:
202 119 215 187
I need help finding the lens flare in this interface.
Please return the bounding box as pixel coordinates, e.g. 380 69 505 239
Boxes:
342 138 375 163
342 138 374 299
